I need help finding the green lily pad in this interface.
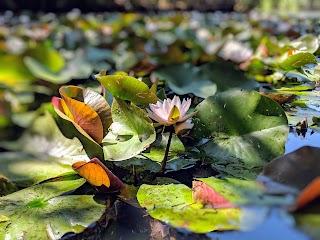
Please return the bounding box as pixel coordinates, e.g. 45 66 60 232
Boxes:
291 34 319 53
95 74 158 105
102 98 156 161
24 56 93 84
0 152 75 188
137 183 242 233
191 89 288 179
279 52 316 71
0 179 106 239
0 55 35 86
153 63 217 98
1 111 90 162
26 44 65 73
197 177 293 206
142 133 185 162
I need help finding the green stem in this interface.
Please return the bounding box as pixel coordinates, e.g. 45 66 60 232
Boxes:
161 126 174 173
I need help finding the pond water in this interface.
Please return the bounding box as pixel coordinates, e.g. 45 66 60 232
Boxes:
98 127 320 240
285 127 320 154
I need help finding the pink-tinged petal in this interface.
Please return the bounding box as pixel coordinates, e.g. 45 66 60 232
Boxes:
179 98 191 118
146 109 167 124
178 110 198 123
175 120 194 134
150 104 167 120
172 95 181 110
162 99 172 116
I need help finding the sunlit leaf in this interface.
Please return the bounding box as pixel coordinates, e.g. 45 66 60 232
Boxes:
95 74 158 105
102 98 156 160
60 86 112 137
72 157 125 191
279 52 316 71
137 183 242 233
191 89 288 179
0 55 35 86
53 87 104 143
291 34 319 53
0 179 106 239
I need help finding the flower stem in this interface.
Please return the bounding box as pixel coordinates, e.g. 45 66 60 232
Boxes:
161 126 174 173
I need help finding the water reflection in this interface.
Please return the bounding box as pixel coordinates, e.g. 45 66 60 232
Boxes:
285 127 320 154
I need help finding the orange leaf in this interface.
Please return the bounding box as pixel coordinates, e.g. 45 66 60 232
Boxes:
192 181 235 209
293 177 320 211
72 158 125 191
61 95 103 143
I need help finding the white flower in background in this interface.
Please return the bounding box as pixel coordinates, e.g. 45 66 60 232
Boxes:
196 28 211 41
147 96 197 133
25 27 50 41
219 40 253 63
5 37 26 54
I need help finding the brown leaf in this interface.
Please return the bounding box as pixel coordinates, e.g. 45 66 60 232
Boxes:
260 92 296 105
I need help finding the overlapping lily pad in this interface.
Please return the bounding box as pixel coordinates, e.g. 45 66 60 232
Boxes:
102 98 156 160
191 89 288 179
0 179 106 240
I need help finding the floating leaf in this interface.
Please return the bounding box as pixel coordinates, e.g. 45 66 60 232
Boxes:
0 152 76 188
192 181 235 208
72 157 125 191
142 133 185 162
153 63 217 98
0 55 35 86
279 52 316 71
24 57 93 84
291 34 319 53
1 111 90 162
196 177 292 206
102 98 156 161
0 179 106 239
26 44 65 73
191 89 288 179
137 183 241 233
95 74 158 105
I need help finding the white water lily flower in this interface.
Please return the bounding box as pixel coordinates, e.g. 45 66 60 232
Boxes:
147 96 197 128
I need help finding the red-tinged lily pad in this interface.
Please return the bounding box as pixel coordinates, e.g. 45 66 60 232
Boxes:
196 177 292 206
192 181 235 208
137 183 242 233
95 73 158 105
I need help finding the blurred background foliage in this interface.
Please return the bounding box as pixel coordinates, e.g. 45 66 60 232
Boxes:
0 0 319 12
